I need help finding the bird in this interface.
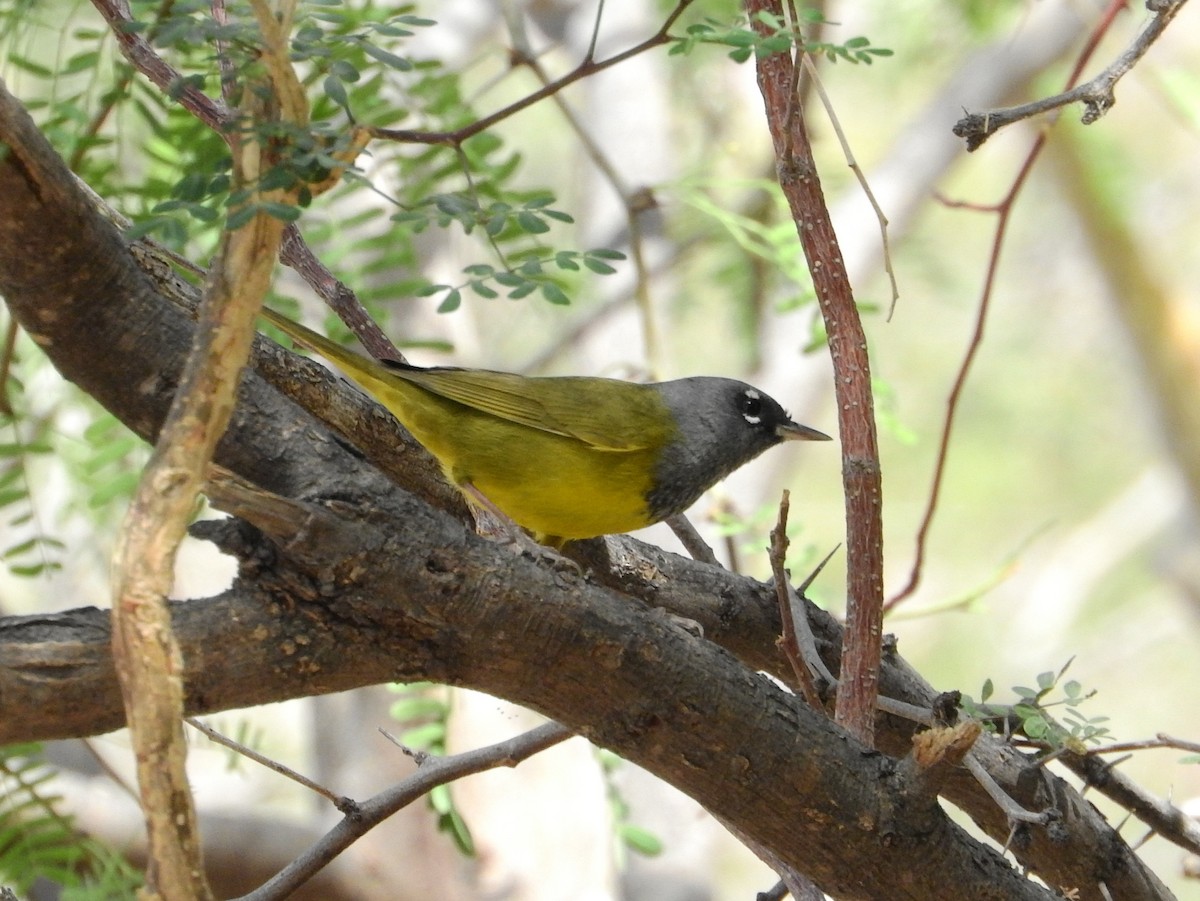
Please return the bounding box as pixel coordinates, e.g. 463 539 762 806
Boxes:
260 306 830 547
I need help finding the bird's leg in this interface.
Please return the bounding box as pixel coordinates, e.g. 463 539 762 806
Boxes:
460 482 520 539
459 482 570 565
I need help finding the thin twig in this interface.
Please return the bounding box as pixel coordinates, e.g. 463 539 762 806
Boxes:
90 0 232 131
186 717 355 813
767 491 822 706
790 543 840 687
1060 744 1200 855
964 751 1054 826
1085 733 1200 756
666 514 721 566
370 0 697 147
235 722 571 901
954 0 1189 150
885 0 1126 613
503 13 664 375
799 54 899 319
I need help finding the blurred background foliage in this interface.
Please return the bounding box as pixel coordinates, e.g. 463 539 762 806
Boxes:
1 0 1198 898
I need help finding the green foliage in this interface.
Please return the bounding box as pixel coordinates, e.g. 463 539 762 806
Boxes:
393 194 625 309
75 413 147 517
708 499 820 577
387 683 475 856
293 7 436 114
418 249 626 313
675 180 810 288
2 0 632 320
0 414 63 578
961 660 1112 752
0 744 142 897
671 11 893 65
595 749 663 863
0 340 63 580
392 193 574 239
668 179 828 356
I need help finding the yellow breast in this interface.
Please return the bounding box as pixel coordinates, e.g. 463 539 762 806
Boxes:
373 378 665 542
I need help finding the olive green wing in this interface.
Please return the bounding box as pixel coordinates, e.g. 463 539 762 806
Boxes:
392 366 671 452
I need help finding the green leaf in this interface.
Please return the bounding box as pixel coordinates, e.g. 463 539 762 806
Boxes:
583 256 617 275
331 59 361 82
440 806 475 856
429 783 452 814
8 56 54 78
1021 715 1050 740
389 697 448 720
493 271 524 288
226 204 257 230
361 41 413 71
395 14 437 27
9 562 62 577
63 51 102 74
541 283 570 305
261 201 302 222
324 75 349 109
400 721 446 750
618 824 663 856
515 210 550 234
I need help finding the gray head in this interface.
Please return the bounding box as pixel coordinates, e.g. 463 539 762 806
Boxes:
646 377 830 521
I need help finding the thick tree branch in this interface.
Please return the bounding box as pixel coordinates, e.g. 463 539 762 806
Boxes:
0 82 1177 901
3 510 1056 900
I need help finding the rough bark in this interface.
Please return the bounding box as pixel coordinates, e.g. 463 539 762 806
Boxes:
0 81 1177 901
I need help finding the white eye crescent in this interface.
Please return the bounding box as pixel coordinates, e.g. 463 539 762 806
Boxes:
739 389 764 425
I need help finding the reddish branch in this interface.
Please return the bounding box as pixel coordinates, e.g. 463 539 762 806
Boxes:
746 0 884 743
369 1 697 147
886 0 1127 612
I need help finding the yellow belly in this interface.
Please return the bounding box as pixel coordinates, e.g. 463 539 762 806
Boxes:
380 382 660 541
467 444 659 541
439 414 659 541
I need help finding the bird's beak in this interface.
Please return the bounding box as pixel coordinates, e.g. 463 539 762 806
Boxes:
777 421 833 442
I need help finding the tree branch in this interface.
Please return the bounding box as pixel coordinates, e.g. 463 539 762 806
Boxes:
0 80 1178 901
238 722 571 900
953 0 1189 150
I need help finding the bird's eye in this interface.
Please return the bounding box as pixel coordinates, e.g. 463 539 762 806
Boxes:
740 390 764 424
